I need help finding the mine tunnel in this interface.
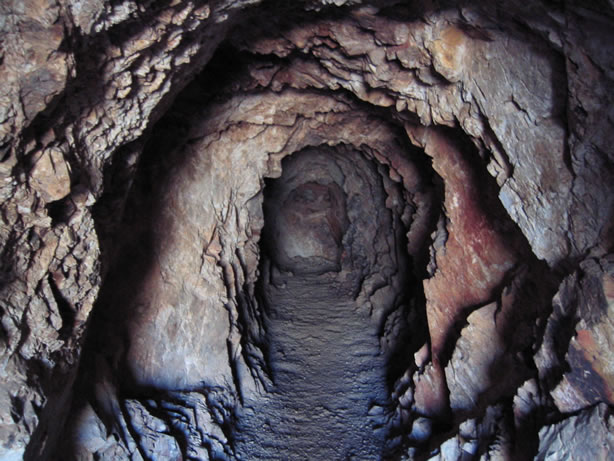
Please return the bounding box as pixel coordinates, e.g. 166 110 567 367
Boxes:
233 146 416 459
1 1 614 461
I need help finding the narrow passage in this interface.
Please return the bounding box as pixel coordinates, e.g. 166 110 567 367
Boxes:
234 271 389 460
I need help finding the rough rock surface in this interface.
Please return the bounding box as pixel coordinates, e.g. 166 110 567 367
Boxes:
234 273 390 460
0 0 613 460
536 255 614 413
535 403 614 460
230 147 409 459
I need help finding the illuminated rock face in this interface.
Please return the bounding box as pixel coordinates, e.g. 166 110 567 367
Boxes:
263 150 350 274
1 1 614 460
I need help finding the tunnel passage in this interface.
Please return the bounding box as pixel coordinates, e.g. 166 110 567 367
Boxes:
233 145 416 459
3 0 614 458
57 37 549 458
261 154 348 274
51 4 577 460
261 152 349 275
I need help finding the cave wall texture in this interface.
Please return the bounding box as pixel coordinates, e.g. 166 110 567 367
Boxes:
1 0 614 460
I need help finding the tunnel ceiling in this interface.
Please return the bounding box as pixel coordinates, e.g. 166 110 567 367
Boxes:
1 0 614 460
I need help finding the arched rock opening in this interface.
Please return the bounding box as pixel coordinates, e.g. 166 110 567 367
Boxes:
59 29 554 458
235 145 410 459
1 1 613 461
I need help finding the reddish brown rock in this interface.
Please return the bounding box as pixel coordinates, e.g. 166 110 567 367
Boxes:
406 126 517 361
429 25 470 83
29 148 72 202
413 363 449 419
548 257 614 412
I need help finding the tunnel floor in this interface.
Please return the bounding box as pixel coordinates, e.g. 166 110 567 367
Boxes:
233 271 390 460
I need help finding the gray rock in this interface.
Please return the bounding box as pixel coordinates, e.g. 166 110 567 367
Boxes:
536 403 614 461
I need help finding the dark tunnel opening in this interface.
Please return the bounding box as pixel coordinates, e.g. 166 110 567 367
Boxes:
230 144 431 459
50 11 567 459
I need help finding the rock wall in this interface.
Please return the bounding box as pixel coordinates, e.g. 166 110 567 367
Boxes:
0 0 613 460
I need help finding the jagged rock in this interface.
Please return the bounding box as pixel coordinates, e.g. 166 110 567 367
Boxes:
536 255 614 413
262 149 351 274
69 402 132 460
446 303 511 414
29 148 72 203
124 399 182 460
444 262 550 419
410 126 520 362
412 363 449 420
0 0 613 459
427 405 513 461
535 403 614 460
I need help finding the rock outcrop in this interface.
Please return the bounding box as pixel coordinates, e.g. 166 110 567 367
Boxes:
0 0 613 460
